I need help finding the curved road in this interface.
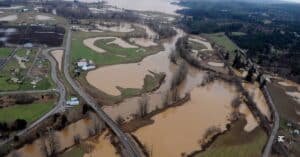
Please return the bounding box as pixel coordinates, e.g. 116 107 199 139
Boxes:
0 48 66 146
63 29 141 157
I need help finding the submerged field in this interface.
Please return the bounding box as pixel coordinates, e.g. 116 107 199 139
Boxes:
193 119 267 157
71 31 162 66
71 25 165 102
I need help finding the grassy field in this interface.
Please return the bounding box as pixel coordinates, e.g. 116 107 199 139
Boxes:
231 32 247 36
0 101 54 123
0 48 12 58
0 49 53 91
203 32 239 62
71 32 161 67
189 40 207 51
58 146 85 157
194 119 267 157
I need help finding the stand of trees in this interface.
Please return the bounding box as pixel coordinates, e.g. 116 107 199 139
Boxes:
177 0 300 82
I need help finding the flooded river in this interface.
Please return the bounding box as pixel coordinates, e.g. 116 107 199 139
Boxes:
86 29 185 96
133 81 237 157
6 113 116 157
64 0 182 14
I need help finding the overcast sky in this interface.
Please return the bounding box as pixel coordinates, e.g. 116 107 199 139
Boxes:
283 0 300 2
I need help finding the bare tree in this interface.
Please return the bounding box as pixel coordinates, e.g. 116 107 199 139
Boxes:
40 135 49 157
203 126 221 140
162 90 171 108
171 62 188 90
10 151 20 157
231 96 242 109
47 128 60 157
73 134 81 145
115 116 125 126
169 48 179 64
138 95 149 118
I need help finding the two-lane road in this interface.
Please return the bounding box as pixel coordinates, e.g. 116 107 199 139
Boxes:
0 48 66 146
63 29 141 157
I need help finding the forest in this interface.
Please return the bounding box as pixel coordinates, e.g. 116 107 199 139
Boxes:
178 0 300 82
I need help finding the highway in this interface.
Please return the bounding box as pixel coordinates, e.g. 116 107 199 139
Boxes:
262 85 280 157
0 48 66 146
63 29 141 157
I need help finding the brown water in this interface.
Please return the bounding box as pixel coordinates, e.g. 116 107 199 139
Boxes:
86 29 186 96
51 50 64 71
83 131 119 157
64 0 182 15
243 83 271 120
7 113 107 157
133 81 237 157
239 103 259 132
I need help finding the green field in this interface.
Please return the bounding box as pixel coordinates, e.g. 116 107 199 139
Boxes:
0 48 12 58
231 32 247 36
71 33 161 67
0 49 53 91
58 146 85 157
194 119 267 157
189 40 207 51
0 101 54 123
204 32 239 62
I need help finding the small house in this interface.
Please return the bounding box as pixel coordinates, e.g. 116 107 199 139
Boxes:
66 97 80 106
277 136 285 143
76 59 96 71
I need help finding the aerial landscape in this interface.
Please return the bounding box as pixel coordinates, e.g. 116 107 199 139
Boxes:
0 0 299 157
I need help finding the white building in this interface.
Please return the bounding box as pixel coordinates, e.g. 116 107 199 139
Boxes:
77 59 96 71
82 65 96 71
66 97 80 106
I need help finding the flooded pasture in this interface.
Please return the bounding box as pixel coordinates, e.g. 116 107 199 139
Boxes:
83 131 119 157
243 83 271 120
35 15 55 21
51 50 64 71
133 81 237 157
64 0 182 14
6 113 108 157
0 15 18 22
95 23 134 33
86 29 185 96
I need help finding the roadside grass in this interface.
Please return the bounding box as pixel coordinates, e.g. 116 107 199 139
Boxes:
189 40 207 51
0 101 54 123
0 48 12 58
58 146 85 157
194 119 267 157
203 32 239 62
0 76 19 91
231 32 247 36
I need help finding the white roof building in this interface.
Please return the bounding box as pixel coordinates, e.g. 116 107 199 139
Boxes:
277 136 285 143
82 65 96 71
66 97 80 106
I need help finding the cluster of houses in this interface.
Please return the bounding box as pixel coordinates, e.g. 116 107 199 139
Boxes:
76 59 96 71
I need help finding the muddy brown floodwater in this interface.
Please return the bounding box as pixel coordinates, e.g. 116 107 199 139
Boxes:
51 50 64 71
133 81 237 157
83 131 119 157
243 83 271 120
6 113 113 157
86 29 185 96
